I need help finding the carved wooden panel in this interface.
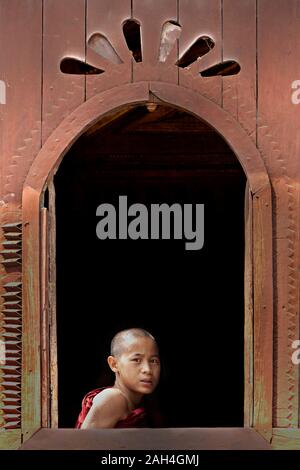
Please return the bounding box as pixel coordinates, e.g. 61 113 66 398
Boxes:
0 0 42 204
257 0 300 428
0 222 22 430
86 0 132 99
0 0 299 450
178 0 222 104
223 0 256 141
42 0 86 143
133 0 178 82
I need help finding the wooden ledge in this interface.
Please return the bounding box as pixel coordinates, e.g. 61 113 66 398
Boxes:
20 428 271 450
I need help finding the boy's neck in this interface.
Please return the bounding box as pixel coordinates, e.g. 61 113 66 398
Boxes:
112 380 143 410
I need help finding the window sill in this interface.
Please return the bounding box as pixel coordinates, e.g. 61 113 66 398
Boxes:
20 427 271 450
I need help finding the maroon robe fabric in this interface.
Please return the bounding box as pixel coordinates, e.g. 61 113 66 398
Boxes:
75 387 148 429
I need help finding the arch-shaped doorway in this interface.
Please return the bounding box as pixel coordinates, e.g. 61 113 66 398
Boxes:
55 104 246 428
22 82 273 444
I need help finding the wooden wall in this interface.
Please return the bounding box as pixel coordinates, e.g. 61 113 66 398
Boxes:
0 0 299 448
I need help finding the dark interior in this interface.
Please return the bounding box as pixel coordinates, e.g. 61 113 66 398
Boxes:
55 105 246 428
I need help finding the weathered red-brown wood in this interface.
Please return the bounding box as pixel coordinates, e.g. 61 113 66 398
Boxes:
48 180 58 428
21 186 41 442
42 0 86 143
252 185 273 440
0 0 299 451
86 0 132 99
133 0 178 83
0 0 42 205
244 181 253 427
40 208 50 428
178 0 222 104
0 0 42 451
223 0 256 141
19 427 272 450
0 429 21 450
257 0 300 429
272 428 300 450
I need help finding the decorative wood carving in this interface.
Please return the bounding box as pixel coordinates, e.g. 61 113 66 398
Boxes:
0 223 22 430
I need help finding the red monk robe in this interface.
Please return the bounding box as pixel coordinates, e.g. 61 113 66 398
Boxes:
75 387 149 428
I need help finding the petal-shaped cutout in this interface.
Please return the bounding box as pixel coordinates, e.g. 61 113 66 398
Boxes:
123 19 142 62
60 58 104 75
159 21 181 63
200 60 241 77
176 36 214 68
88 33 123 65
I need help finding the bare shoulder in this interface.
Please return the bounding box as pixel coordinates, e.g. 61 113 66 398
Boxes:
93 388 128 408
81 388 128 428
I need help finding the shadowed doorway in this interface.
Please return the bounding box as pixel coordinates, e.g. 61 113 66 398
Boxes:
54 105 246 428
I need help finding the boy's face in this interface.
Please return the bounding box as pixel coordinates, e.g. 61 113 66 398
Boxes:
112 336 160 395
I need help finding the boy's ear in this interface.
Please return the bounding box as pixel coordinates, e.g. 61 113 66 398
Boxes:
107 355 118 373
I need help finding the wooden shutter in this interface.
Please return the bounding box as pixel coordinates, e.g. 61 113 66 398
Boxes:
244 180 253 427
40 180 58 428
0 222 22 429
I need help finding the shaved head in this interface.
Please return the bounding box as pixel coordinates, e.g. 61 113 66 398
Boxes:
110 328 157 357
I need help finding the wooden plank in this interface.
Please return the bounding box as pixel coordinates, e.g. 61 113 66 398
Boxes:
274 237 299 427
40 208 50 428
258 0 300 180
223 0 256 141
86 0 132 100
271 180 299 428
244 181 253 427
0 0 42 204
43 0 86 143
178 0 222 104
272 428 300 450
133 0 178 83
0 430 21 450
257 0 300 428
252 185 273 441
19 428 271 450
0 0 42 443
21 186 41 442
48 181 58 428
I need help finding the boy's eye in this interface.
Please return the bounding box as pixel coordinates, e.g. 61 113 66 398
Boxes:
151 358 160 364
131 358 141 362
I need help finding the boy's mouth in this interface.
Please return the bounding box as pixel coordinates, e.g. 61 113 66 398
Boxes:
140 379 153 385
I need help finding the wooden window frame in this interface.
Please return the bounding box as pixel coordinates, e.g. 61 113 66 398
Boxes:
21 82 273 446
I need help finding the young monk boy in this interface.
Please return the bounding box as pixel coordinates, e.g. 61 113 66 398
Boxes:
76 328 161 428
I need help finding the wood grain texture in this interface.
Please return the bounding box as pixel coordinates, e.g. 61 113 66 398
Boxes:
0 0 299 448
178 0 222 104
257 0 300 428
244 181 253 427
272 428 300 450
19 428 271 450
223 0 256 141
86 0 132 99
252 185 273 440
133 0 178 83
21 187 41 442
42 0 85 143
0 0 42 205
40 208 50 428
0 429 21 449
48 181 58 428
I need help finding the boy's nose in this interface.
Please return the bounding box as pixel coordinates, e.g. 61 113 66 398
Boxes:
141 361 151 373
